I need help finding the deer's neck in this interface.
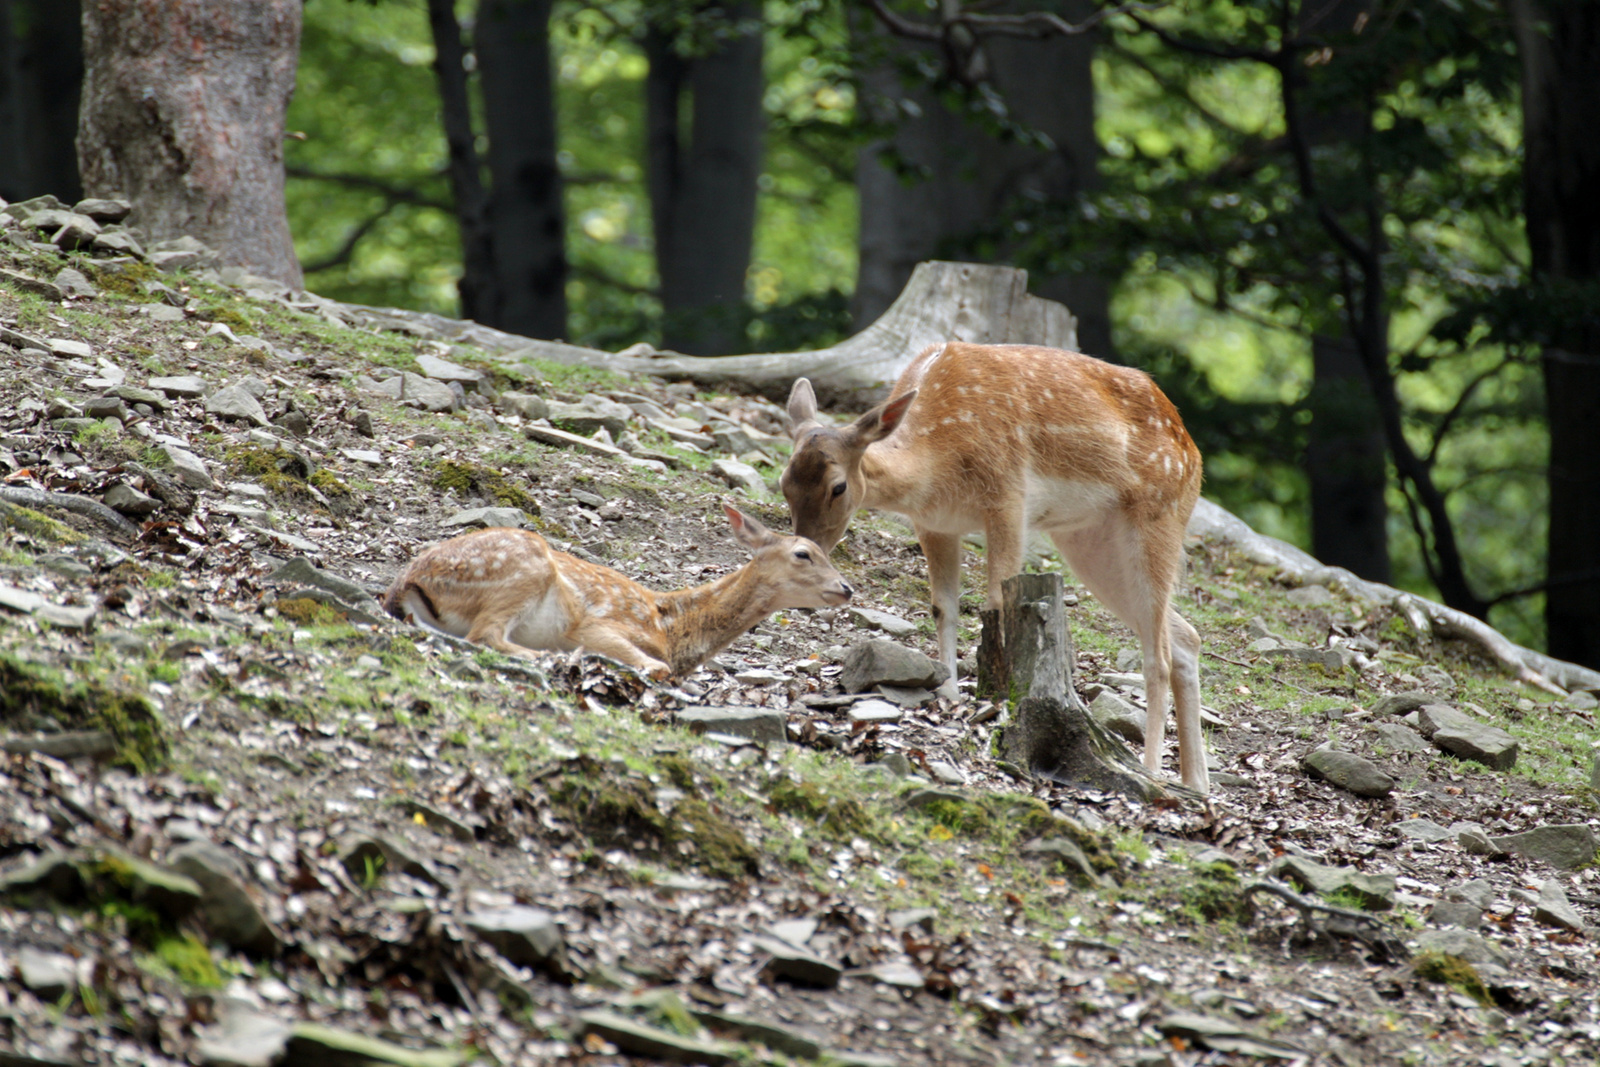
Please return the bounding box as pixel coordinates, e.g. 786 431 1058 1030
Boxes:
859 437 931 512
654 566 771 675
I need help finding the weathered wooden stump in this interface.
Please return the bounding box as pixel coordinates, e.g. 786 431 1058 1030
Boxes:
978 573 1159 800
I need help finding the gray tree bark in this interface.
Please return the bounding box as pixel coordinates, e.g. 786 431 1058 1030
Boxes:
645 3 764 356
1513 0 1600 669
477 0 568 340
0 0 82 203
854 0 1114 360
77 0 303 288
978 573 1158 800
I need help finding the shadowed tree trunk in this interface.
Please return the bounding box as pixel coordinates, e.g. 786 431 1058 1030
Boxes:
77 0 302 287
645 2 764 355
1291 0 1392 584
854 0 1115 360
0 0 82 203
426 0 497 324
477 0 567 339
1513 0 1600 669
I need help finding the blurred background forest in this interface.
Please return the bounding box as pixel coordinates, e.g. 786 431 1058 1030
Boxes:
3 0 1598 667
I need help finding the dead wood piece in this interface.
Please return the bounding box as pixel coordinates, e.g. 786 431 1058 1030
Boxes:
326 261 1079 410
1241 879 1408 961
0 486 141 538
980 572 1159 800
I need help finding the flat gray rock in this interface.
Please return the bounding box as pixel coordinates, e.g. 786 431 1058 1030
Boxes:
18 945 77 998
104 482 160 515
48 337 93 360
205 385 270 426
576 1010 735 1066
161 444 214 489
266 557 374 609
1413 928 1508 966
709 457 766 495
463 905 563 966
73 197 131 222
54 267 98 298
752 934 843 987
400 371 458 412
1534 880 1587 932
500 390 549 420
1433 722 1519 771
340 448 383 465
1415 703 1475 739
678 706 786 744
840 638 949 693
195 999 293 1067
847 699 905 726
1394 818 1454 843
1301 747 1395 798
1427 900 1482 929
1447 878 1495 909
1489 823 1598 870
1368 722 1430 753
2 730 117 760
847 606 919 637
546 398 626 437
1090 690 1146 745
1023 837 1101 884
1453 822 1503 856
283 1022 464 1067
416 353 481 385
441 506 526 529
167 840 281 955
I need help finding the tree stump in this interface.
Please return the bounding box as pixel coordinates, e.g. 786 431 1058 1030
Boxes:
978 573 1159 800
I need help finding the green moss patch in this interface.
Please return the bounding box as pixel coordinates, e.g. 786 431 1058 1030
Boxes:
552 768 759 881
0 653 166 771
430 459 537 512
0 499 86 544
1413 951 1492 1006
768 778 871 837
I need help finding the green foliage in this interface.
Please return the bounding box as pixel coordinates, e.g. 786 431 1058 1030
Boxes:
430 458 538 511
767 777 871 837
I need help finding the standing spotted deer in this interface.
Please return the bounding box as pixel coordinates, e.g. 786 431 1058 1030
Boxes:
782 343 1208 792
384 503 852 680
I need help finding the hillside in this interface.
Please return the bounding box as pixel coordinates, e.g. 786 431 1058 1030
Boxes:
1 197 1598 1067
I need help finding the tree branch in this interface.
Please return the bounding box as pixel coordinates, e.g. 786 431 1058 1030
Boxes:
301 203 398 273
285 165 451 212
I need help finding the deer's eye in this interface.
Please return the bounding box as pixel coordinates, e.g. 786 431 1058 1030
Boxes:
795 549 812 561
830 482 847 498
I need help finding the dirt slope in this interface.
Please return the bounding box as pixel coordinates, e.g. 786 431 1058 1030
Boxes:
1 213 1598 1067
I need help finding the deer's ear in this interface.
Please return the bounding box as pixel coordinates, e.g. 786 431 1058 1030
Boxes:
725 502 773 549
787 378 820 438
848 388 917 447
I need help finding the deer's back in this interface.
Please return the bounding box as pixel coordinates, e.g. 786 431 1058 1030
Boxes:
876 343 1201 528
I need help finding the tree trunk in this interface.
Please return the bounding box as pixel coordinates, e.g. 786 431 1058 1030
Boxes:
426 0 497 324
645 3 764 355
477 0 568 340
0 0 82 203
331 260 1076 409
1290 0 1392 584
853 0 1115 359
77 0 303 288
978 573 1159 800
1514 0 1600 669
1306 333 1392 582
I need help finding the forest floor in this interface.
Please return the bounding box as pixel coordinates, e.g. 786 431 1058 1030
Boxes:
1 219 1598 1067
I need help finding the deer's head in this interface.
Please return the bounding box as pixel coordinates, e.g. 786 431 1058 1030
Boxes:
779 377 917 553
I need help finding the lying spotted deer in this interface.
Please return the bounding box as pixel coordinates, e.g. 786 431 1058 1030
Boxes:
384 503 852 680
782 343 1208 793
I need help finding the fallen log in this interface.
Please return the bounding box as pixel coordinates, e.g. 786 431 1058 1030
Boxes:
322 260 1078 410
